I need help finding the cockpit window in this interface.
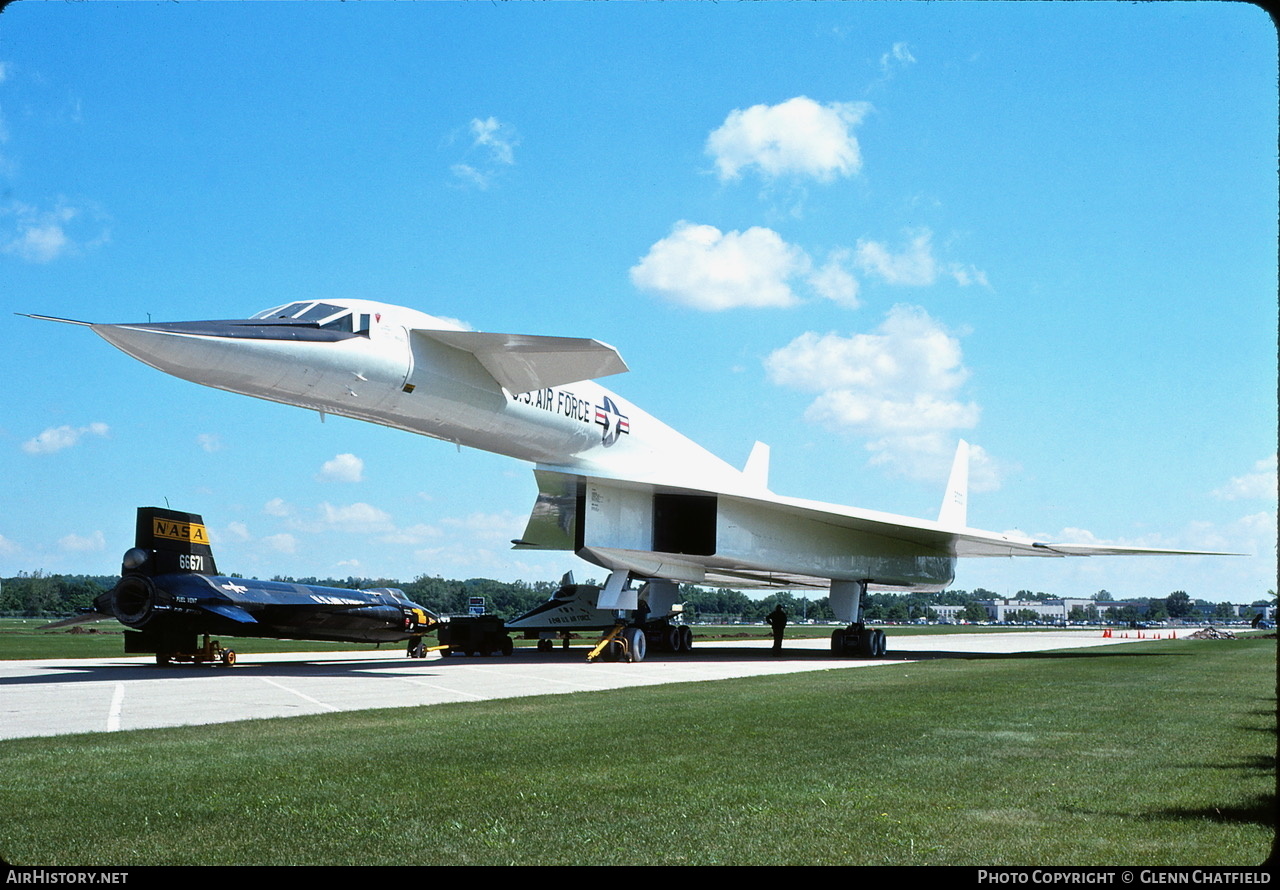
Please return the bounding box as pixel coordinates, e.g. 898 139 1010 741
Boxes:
296 303 346 322
252 302 316 320
319 313 353 333
250 301 366 336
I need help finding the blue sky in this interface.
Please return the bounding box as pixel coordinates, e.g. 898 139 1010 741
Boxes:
1 2 1275 603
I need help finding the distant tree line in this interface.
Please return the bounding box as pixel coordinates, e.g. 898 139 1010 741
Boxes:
1 573 116 617
1 571 1268 623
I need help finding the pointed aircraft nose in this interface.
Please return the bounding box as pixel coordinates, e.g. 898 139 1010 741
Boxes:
89 320 317 390
91 322 236 384
86 316 407 405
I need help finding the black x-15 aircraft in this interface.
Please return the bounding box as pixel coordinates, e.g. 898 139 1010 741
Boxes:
48 507 438 665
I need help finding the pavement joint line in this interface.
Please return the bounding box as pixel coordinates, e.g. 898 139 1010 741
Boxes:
391 677 488 700
257 676 341 712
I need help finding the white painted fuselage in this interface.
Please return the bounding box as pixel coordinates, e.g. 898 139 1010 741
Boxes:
93 300 742 493
64 295 1226 612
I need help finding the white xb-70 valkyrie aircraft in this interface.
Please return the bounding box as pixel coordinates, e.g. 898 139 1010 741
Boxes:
27 299 1227 658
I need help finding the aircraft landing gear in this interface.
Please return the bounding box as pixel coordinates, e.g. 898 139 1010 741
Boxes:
645 620 692 653
154 634 237 666
677 624 693 652
830 624 886 658
622 626 646 662
407 638 428 659
588 624 649 663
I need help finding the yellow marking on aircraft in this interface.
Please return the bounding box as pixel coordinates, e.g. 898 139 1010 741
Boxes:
152 519 209 545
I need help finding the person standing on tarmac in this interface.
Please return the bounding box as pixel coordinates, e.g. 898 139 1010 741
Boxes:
767 605 787 655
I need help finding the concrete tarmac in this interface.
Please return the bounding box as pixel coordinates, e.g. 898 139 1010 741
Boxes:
0 630 1167 741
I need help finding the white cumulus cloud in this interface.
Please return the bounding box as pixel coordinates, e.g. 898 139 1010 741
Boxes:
59 530 105 553
855 230 939 286
706 96 871 183
22 422 109 455
856 229 989 289
449 116 518 190
380 523 441 547
633 224 986 311
630 221 809 310
263 497 292 518
263 533 297 555
1212 456 1278 501
441 511 521 540
1 200 110 263
196 433 223 453
879 42 917 76
409 511 524 568
948 263 990 288
470 116 518 166
449 163 489 190
808 248 861 308
765 304 995 487
319 502 394 533
317 453 364 483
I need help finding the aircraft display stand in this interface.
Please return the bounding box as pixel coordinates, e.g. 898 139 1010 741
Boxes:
154 634 237 667
436 615 514 657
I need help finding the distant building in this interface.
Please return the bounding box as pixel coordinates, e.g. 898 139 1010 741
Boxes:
979 598 1069 622
932 604 965 622
967 596 1272 624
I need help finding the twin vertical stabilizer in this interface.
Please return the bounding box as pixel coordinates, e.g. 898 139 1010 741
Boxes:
742 441 771 490
938 440 969 529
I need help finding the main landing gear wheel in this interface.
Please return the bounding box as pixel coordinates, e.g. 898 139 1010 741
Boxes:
859 633 876 657
831 627 884 658
622 626 647 663
678 625 693 652
221 649 237 667
663 626 681 652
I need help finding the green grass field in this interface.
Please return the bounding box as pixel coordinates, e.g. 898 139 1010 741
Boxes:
0 634 1273 866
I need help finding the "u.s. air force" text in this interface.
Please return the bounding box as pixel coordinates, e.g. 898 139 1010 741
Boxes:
510 388 594 424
